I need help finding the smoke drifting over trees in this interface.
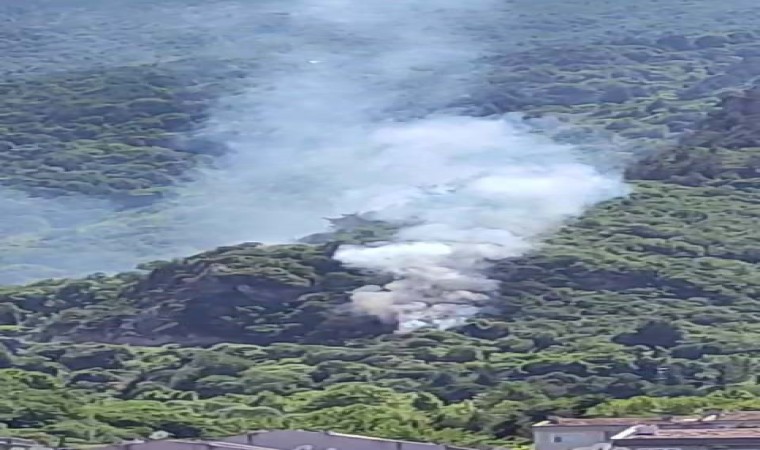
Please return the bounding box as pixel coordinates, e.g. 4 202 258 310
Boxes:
0 0 628 328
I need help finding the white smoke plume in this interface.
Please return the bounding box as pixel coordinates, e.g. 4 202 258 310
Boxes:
329 115 626 331
0 0 630 302
171 0 629 330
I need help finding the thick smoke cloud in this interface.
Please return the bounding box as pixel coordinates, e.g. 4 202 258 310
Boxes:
155 0 627 330
0 0 630 312
329 115 626 331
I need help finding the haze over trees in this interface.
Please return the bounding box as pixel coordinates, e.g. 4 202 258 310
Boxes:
1 0 760 448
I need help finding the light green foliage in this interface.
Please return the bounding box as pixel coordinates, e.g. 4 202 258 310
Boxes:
2 26 760 449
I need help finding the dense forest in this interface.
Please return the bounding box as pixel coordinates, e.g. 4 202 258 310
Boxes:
2 1 760 449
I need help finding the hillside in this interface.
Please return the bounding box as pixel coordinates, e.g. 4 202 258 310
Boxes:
0 59 251 204
3 26 760 284
2 15 760 450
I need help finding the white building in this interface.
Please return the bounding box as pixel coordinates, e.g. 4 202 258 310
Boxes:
532 412 760 450
533 417 675 450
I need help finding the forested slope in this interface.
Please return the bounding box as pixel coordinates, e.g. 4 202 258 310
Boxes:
1 27 760 449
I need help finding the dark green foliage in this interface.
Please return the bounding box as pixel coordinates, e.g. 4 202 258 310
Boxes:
0 59 250 203
3 26 760 450
613 321 685 349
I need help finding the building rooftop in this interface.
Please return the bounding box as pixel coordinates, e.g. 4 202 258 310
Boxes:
641 428 760 438
534 411 760 428
91 430 476 450
225 429 474 450
0 437 51 450
715 411 760 421
192 441 277 450
615 427 760 441
533 416 702 427
94 440 279 450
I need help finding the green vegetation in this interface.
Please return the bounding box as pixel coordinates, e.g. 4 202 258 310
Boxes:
0 59 249 204
2 27 760 450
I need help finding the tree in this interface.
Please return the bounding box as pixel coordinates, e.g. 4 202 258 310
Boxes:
613 320 684 349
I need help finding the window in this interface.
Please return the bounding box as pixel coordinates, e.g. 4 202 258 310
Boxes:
552 436 563 443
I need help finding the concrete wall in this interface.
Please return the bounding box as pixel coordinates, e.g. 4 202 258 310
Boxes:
534 426 631 450
223 430 465 450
